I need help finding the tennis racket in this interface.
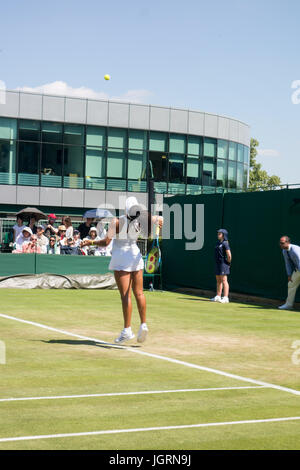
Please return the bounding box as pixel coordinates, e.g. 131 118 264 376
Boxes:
145 225 161 274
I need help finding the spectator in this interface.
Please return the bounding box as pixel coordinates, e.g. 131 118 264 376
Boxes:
44 213 59 239
13 227 33 252
82 227 103 256
36 225 49 254
78 217 95 239
13 216 26 242
73 230 81 247
63 216 73 239
28 216 38 234
278 235 300 310
22 234 42 254
57 225 67 245
60 237 80 255
47 236 60 254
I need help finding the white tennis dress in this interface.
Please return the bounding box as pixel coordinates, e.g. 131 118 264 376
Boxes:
108 215 144 272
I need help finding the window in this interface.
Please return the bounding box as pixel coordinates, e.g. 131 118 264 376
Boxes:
0 140 16 184
229 142 237 161
128 130 147 150
19 120 40 141
107 149 126 178
107 128 127 149
237 144 244 163
149 152 168 182
63 146 84 188
187 135 202 156
127 150 147 180
169 134 186 154
244 145 250 165
237 163 244 189
0 117 17 140
217 140 228 159
17 141 40 185
41 122 62 143
217 159 227 187
186 156 200 185
41 143 63 187
85 147 106 190
203 160 216 186
149 132 167 152
243 164 248 189
203 138 217 158
64 124 84 146
86 126 106 148
169 154 185 183
228 161 237 188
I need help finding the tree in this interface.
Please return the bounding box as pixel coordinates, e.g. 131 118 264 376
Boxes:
248 138 281 191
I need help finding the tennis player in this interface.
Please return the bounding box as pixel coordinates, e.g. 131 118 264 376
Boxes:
211 228 232 303
81 197 163 344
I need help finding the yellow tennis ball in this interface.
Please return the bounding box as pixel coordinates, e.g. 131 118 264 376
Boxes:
104 74 110 81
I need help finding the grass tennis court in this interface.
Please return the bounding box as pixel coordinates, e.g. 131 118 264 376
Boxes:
0 288 299 450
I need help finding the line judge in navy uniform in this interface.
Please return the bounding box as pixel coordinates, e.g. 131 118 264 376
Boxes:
211 229 232 304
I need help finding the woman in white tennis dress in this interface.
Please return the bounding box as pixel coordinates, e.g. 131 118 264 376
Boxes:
81 197 163 344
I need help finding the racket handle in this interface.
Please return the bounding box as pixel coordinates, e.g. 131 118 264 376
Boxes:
155 225 160 236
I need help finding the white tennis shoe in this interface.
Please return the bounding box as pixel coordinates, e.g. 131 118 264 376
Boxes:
137 323 149 343
220 296 229 303
278 303 293 310
115 328 135 344
211 295 222 302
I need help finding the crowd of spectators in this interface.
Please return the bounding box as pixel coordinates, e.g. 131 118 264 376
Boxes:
12 213 112 256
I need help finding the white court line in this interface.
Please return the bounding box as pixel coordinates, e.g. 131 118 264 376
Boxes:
1 313 300 397
0 386 267 403
0 416 300 443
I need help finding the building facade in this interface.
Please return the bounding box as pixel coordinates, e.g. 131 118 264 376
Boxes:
0 90 250 215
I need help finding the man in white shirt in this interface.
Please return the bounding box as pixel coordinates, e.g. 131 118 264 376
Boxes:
36 225 49 254
13 216 26 242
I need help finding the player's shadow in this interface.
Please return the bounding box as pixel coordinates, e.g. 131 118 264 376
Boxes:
177 297 210 302
40 339 141 349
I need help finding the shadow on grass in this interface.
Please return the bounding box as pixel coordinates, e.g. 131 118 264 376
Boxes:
39 339 141 349
177 297 210 302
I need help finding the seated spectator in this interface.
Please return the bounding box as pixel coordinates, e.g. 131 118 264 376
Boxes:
63 216 73 239
47 236 60 254
36 225 49 253
82 227 106 256
44 213 59 239
13 227 33 252
13 216 26 242
22 234 42 254
73 230 81 247
57 225 67 245
60 237 81 255
78 217 95 239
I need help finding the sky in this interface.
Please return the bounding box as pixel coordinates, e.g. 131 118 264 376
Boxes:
0 0 300 184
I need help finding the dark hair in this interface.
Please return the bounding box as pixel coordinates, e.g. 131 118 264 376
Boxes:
281 235 291 243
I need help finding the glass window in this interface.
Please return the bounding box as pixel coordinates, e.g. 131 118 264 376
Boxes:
128 150 147 180
42 122 63 143
149 152 168 182
203 159 216 186
243 164 248 189
187 135 202 156
63 146 84 188
203 138 216 157
17 141 40 185
19 120 40 141
0 117 17 140
0 140 16 184
229 142 237 161
107 128 127 149
237 163 244 189
128 130 147 150
228 161 237 188
217 140 228 159
86 126 106 148
85 147 106 190
41 143 63 187
244 145 250 165
169 134 186 154
149 132 167 152
107 149 126 178
169 154 185 183
217 159 227 187
186 156 200 185
237 144 244 163
64 124 84 146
